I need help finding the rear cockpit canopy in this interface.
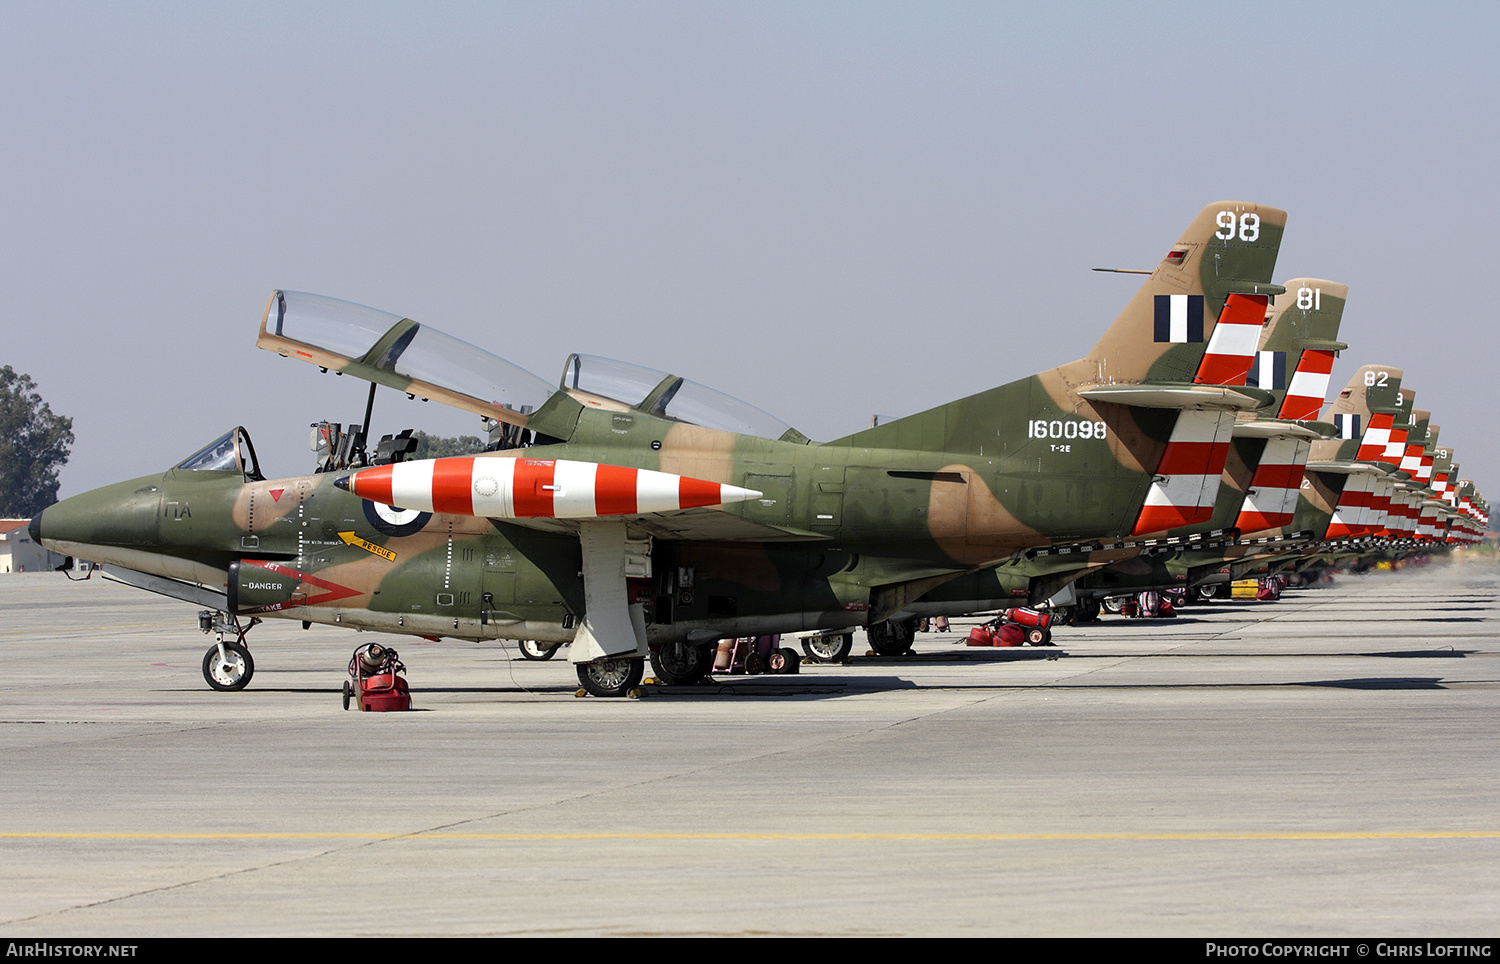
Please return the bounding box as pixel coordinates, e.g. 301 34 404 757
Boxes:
560 354 809 443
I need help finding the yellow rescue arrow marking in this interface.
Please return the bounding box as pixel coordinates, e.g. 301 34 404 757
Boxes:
338 531 396 562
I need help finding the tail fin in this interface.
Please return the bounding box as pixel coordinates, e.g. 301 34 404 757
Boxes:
1069 201 1287 388
1398 408 1431 479
1313 364 1406 538
1228 280 1348 535
1256 279 1348 420
1370 388 1417 468
1310 364 1405 464
1416 423 1439 487
829 201 1286 454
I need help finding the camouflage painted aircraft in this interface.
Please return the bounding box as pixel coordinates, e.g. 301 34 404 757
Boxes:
897 276 1347 618
32 201 1291 695
1222 364 1407 581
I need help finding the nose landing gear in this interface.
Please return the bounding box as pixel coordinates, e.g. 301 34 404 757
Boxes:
197 610 260 691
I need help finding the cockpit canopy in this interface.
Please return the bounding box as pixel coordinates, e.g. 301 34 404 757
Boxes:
257 290 809 443
175 427 264 482
259 290 554 428
560 354 808 443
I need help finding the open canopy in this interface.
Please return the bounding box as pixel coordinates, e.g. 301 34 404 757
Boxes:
259 290 809 443
561 353 808 443
258 290 554 428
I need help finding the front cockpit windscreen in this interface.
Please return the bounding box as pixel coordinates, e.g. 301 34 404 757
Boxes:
175 427 264 481
561 353 806 442
260 290 553 424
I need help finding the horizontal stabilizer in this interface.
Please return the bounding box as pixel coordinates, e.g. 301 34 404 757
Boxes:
1076 384 1266 411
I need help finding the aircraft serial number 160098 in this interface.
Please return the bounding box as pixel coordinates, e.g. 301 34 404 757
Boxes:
32 201 1288 696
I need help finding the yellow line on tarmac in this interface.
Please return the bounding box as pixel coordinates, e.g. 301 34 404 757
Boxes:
4 831 1500 842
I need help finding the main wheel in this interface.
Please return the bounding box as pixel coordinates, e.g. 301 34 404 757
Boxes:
801 633 854 664
1102 595 1126 615
867 618 917 656
1193 584 1218 602
519 639 562 660
202 641 254 692
650 642 711 685
576 656 645 697
1071 599 1101 624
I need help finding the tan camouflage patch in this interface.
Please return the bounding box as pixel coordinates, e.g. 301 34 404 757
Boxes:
926 464 1046 564
658 422 738 484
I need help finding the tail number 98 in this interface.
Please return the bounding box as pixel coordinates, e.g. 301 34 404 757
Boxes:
1029 419 1107 440
1215 211 1261 242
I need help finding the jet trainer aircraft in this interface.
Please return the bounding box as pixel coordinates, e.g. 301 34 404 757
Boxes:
32 201 1289 696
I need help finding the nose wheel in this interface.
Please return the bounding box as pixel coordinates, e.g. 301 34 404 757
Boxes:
197 610 260 691
202 640 255 691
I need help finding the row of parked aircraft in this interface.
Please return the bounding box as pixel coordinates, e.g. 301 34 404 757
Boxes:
28 201 1489 696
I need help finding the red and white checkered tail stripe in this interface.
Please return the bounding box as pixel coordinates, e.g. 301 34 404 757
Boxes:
1276 349 1335 421
1131 409 1237 534
1324 473 1373 539
345 457 762 519
1398 442 1425 476
1382 491 1408 536
1398 491 1421 535
1417 506 1441 541
1380 426 1409 466
1233 438 1311 534
1354 413 1395 461
1192 293 1269 386
1369 478 1398 535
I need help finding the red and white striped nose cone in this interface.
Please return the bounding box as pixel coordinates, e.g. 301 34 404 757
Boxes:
341 457 763 519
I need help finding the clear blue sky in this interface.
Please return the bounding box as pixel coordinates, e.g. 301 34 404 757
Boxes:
4 1 1494 500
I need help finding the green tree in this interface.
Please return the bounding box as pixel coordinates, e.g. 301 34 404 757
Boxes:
0 366 74 517
409 430 487 460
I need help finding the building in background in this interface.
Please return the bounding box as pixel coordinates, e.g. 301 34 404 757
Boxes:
0 519 68 573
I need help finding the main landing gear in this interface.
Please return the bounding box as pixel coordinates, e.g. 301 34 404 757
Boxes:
801 631 854 664
576 656 645 698
197 610 260 691
866 617 918 656
649 642 713 686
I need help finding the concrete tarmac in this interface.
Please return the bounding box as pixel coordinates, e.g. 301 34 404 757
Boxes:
1 560 1498 936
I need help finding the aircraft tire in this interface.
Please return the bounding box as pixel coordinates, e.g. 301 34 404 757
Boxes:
519 639 562 661
577 656 644 698
867 618 916 657
801 633 853 664
1071 599 1101 624
1102 596 1126 615
202 641 254 692
650 643 711 685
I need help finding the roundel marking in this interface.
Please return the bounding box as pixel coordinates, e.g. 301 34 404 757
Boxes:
362 500 431 537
